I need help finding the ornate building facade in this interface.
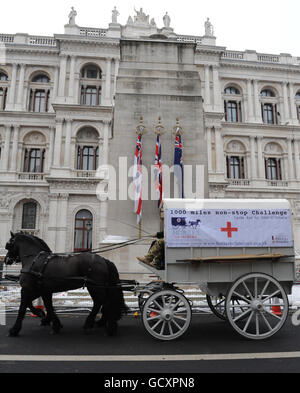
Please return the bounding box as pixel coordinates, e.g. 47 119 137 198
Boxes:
1 8 300 270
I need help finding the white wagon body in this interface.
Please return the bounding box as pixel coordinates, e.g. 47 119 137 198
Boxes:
138 199 296 341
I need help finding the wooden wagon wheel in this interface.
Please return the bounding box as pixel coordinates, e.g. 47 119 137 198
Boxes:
142 290 192 341
206 294 250 321
225 273 289 340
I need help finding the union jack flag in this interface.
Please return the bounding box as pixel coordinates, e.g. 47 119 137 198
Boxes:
154 134 163 209
133 134 143 223
174 134 184 198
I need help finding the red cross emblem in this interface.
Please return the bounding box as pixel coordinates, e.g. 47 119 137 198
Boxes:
221 222 238 238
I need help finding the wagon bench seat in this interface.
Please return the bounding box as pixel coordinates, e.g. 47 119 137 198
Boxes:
178 253 286 263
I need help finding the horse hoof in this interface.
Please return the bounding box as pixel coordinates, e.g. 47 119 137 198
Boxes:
50 329 60 335
8 329 19 337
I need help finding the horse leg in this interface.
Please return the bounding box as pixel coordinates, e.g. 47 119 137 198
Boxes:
9 289 33 337
42 294 63 334
84 289 102 332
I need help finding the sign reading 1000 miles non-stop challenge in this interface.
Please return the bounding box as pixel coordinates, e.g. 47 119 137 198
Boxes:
165 209 293 248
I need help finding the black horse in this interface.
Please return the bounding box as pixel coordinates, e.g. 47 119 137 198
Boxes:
4 231 127 337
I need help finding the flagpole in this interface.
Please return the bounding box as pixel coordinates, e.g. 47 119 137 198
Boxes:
138 219 142 240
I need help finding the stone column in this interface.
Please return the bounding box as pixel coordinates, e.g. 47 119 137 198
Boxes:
212 66 221 111
53 120 63 167
247 79 254 123
253 80 262 123
52 65 59 100
113 58 120 97
257 136 265 179
289 83 299 125
250 136 257 179
294 138 300 180
214 127 224 173
47 194 59 251
105 58 112 102
68 56 76 100
58 55 67 97
64 120 72 167
56 194 69 252
287 137 295 180
16 64 25 110
10 125 20 172
8 64 17 108
206 127 212 172
1 125 11 171
102 121 110 165
47 127 55 171
282 82 290 124
204 65 211 109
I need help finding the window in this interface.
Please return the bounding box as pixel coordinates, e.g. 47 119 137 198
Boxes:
81 86 102 106
265 158 282 180
262 103 277 124
226 156 245 179
32 74 50 83
29 73 50 112
224 101 242 123
23 148 45 173
81 65 102 80
80 65 102 106
29 90 49 113
22 202 37 230
261 89 275 97
224 86 240 95
224 86 242 123
0 72 8 110
0 72 8 81
74 210 93 252
77 146 99 171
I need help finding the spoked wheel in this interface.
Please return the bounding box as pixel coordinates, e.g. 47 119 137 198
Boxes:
207 295 250 321
226 273 289 340
142 290 192 341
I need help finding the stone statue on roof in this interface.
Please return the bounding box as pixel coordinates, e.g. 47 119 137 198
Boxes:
68 7 77 26
163 12 171 28
205 18 214 36
134 7 149 24
112 6 120 24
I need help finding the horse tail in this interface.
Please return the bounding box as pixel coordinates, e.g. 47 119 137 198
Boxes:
104 259 129 321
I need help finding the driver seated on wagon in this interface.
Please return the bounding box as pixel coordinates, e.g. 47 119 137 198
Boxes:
137 232 165 270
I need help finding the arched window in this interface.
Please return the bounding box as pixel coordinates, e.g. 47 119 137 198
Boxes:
224 86 242 123
74 210 93 252
260 88 278 124
29 73 50 112
264 143 283 181
224 86 240 95
76 127 100 172
32 74 50 83
80 64 102 106
225 141 246 180
0 72 8 111
22 132 46 174
22 202 37 230
261 89 275 97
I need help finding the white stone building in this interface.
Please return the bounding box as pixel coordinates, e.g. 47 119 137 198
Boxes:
1 7 300 271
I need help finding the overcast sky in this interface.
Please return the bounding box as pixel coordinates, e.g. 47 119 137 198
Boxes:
2 0 300 56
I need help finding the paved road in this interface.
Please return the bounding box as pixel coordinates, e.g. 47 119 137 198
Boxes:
1 313 300 374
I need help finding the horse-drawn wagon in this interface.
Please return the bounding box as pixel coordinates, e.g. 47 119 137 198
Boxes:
137 199 295 341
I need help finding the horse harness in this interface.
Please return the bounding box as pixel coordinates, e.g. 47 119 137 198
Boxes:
20 251 112 289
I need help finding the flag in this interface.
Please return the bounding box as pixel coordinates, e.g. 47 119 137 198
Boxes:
154 134 163 208
133 133 143 223
174 134 184 198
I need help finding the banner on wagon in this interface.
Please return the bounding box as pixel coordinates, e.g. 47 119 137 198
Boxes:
165 208 293 248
